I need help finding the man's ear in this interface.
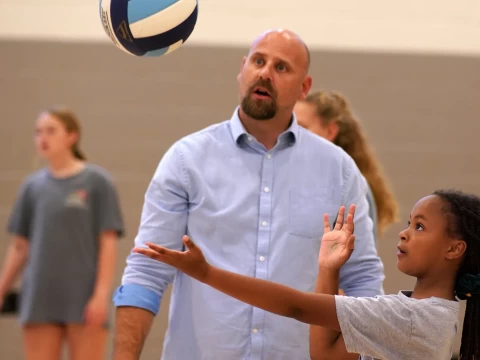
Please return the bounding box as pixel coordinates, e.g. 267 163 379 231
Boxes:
237 56 247 82
300 75 312 100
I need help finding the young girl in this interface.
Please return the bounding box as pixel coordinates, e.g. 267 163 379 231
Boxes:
135 189 480 360
294 91 399 240
0 107 125 360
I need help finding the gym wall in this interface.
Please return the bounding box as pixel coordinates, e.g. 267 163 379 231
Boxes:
0 1 479 359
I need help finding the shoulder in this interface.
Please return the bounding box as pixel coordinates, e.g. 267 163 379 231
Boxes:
159 121 231 167
409 295 460 319
298 126 355 167
83 164 117 188
336 293 415 315
18 168 48 193
174 121 230 153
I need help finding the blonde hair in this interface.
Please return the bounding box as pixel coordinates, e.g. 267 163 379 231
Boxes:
304 90 399 236
45 106 87 161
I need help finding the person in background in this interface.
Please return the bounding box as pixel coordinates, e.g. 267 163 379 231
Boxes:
0 107 124 360
294 90 399 243
112 29 384 360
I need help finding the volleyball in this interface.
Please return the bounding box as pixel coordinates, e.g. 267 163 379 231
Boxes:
99 0 198 57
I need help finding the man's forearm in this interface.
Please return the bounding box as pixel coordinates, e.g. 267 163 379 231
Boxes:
113 306 154 360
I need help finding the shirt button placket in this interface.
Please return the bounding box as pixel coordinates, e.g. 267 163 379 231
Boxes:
250 152 274 359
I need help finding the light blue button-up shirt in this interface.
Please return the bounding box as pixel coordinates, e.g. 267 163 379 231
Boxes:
114 108 385 360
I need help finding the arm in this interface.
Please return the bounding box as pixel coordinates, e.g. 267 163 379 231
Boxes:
92 231 117 300
202 259 341 330
309 268 359 360
84 231 118 326
339 159 385 297
0 236 29 305
113 306 154 360
83 172 125 326
1 178 33 305
113 144 189 359
91 172 124 301
133 210 356 333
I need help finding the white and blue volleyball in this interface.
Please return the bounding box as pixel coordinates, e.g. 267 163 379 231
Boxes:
99 0 198 57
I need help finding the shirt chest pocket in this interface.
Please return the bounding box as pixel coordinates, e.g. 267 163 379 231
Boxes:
288 188 339 239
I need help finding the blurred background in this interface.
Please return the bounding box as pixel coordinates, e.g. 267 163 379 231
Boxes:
1 0 479 359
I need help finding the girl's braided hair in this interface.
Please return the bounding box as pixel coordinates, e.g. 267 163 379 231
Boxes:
433 189 480 359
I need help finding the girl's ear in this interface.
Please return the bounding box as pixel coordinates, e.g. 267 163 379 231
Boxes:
445 240 467 260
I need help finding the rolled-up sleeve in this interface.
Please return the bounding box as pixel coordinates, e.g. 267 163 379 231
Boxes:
338 157 385 297
113 142 189 315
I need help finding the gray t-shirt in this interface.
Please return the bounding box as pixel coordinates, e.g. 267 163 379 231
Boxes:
7 164 124 324
335 291 459 360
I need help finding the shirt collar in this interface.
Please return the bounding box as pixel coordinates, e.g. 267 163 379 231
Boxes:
229 106 299 145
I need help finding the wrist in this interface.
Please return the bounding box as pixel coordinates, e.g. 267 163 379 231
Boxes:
318 266 340 277
92 287 110 301
315 267 340 295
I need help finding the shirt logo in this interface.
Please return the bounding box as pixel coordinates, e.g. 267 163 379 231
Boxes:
65 189 88 208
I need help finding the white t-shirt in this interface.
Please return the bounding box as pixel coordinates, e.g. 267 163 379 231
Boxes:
335 291 460 360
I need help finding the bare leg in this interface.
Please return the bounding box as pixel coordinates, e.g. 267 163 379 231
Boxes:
23 323 64 360
66 323 108 360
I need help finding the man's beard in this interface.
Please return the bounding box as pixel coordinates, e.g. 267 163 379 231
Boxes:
241 80 277 120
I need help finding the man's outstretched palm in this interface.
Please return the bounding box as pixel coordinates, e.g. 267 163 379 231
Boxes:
318 205 356 270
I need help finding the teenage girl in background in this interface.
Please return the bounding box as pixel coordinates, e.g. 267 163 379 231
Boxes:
0 107 125 360
294 90 399 242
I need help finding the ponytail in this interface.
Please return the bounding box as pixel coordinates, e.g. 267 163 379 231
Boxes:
456 273 480 359
72 143 87 161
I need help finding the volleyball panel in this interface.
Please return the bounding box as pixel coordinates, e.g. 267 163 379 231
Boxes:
109 0 146 56
133 5 198 55
129 0 197 39
99 0 132 55
127 0 181 24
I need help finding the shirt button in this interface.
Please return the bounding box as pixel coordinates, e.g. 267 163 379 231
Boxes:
264 187 270 193
252 328 258 334
259 256 265 262
266 154 272 159
248 136 253 141
262 221 268 227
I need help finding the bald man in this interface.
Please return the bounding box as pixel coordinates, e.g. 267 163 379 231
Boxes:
112 29 385 360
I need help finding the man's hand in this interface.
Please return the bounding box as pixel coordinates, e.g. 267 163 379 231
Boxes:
133 235 210 283
319 205 356 271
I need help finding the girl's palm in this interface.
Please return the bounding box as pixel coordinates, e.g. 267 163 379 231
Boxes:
318 205 356 270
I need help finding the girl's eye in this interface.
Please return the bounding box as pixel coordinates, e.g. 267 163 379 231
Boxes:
415 223 424 231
